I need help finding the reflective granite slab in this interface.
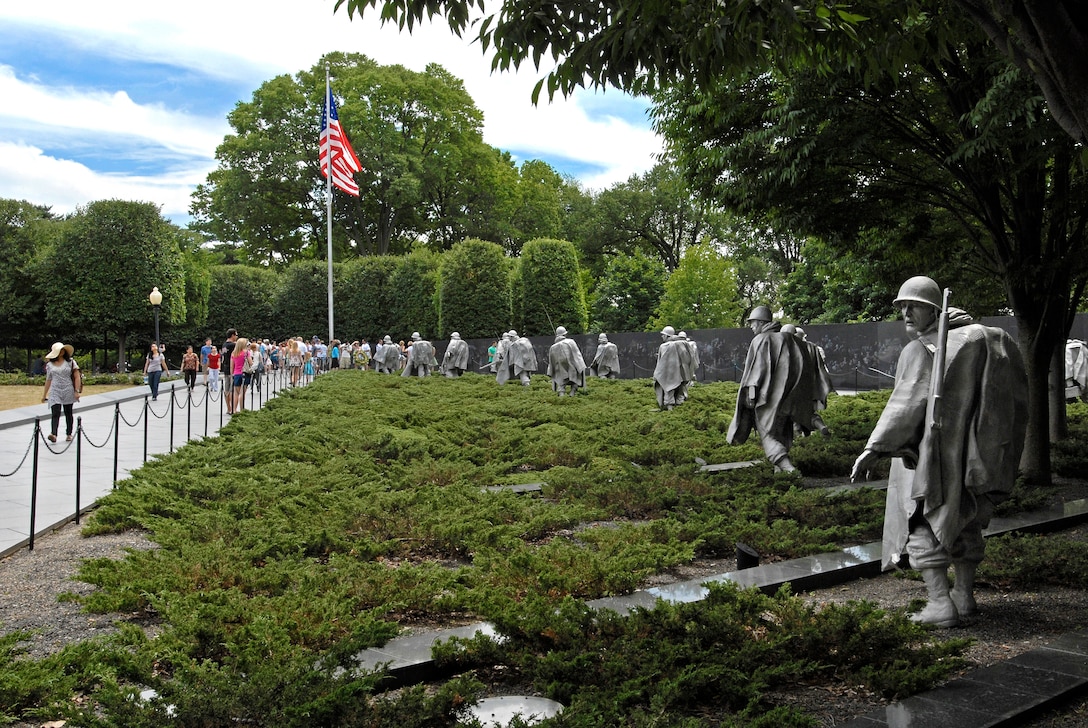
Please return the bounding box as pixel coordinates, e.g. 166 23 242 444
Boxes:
482 482 545 494
839 629 1088 727
465 696 563 726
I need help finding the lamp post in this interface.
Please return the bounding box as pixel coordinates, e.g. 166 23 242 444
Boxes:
149 287 162 349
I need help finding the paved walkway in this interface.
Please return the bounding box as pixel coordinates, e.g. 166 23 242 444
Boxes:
0 370 302 557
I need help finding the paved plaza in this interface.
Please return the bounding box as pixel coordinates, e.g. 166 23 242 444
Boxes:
0 372 296 557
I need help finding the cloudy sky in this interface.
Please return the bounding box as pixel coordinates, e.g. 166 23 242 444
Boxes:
0 1 662 225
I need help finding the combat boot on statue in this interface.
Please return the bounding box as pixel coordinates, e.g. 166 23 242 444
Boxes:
950 561 978 617
911 568 959 628
773 455 797 473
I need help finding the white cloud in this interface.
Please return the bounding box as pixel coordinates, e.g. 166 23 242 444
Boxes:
0 65 228 159
0 0 662 216
0 142 208 218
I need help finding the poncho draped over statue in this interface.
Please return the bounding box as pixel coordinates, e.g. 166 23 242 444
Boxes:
865 313 1027 571
496 337 538 384
402 339 435 377
548 338 587 390
727 323 812 446
653 337 696 407
591 342 620 378
374 343 402 372
442 338 470 374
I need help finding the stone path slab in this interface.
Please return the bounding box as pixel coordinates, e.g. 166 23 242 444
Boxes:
352 497 1088 726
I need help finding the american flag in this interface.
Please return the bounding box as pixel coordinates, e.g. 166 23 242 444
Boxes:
320 88 361 197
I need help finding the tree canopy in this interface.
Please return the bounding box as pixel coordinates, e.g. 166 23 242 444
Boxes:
46 200 186 366
192 53 512 261
334 0 1088 148
651 243 744 332
652 7 1088 483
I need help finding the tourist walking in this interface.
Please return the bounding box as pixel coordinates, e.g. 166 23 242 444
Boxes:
221 329 238 404
287 339 303 387
200 338 213 382
181 345 200 390
206 346 221 394
230 337 251 414
41 342 81 443
143 343 169 401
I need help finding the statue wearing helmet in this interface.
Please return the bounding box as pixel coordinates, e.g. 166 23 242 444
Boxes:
591 333 621 379
653 325 695 410
374 334 402 374
547 326 587 396
851 276 1027 628
783 325 835 437
402 331 435 378
441 332 470 378
496 330 537 386
727 305 813 473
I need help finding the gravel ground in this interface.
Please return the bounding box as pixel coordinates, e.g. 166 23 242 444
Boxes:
0 524 159 662
2 506 1086 726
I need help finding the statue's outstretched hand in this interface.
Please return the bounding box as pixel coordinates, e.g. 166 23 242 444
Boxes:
851 448 878 482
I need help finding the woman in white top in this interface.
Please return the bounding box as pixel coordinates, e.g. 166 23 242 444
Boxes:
144 343 169 401
41 342 81 442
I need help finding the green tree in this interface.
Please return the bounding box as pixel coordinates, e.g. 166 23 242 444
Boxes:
0 199 56 350
336 255 400 341
203 265 279 344
437 239 511 338
335 0 1088 148
388 251 440 340
585 163 723 272
192 53 510 261
519 238 587 336
589 251 666 333
190 72 318 266
45 200 185 369
653 11 1088 483
651 243 744 331
164 230 216 350
272 260 338 340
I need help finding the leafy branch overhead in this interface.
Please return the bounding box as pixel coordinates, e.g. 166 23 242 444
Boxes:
335 0 1088 148
336 0 865 102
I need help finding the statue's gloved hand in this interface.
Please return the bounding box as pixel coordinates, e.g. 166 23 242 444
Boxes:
851 448 879 482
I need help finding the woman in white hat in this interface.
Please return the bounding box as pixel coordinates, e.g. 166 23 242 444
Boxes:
40 342 81 442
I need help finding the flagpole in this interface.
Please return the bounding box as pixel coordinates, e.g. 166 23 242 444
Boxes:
325 65 335 347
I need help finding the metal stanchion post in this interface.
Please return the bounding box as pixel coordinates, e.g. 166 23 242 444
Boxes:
169 384 175 453
143 396 149 463
204 386 209 438
186 386 192 441
113 404 120 487
75 416 82 524
29 420 40 551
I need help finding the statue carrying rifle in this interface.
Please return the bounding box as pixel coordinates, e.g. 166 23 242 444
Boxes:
852 277 1027 627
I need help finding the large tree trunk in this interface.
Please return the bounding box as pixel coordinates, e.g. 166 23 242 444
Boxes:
117 332 128 373
1050 341 1068 441
1014 310 1063 486
1017 326 1051 485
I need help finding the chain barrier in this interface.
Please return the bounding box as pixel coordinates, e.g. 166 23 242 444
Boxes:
146 399 172 420
79 415 117 449
0 428 36 477
117 401 146 428
41 428 77 455
1 373 302 554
